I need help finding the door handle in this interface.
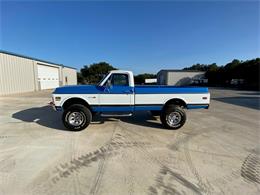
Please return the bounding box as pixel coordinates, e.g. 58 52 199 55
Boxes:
124 89 133 94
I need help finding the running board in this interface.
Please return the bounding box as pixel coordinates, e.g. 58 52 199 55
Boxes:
100 113 133 117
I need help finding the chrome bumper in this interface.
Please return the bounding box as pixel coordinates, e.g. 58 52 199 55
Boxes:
49 101 57 111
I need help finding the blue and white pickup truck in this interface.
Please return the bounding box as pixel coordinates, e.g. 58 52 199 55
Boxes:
51 70 210 130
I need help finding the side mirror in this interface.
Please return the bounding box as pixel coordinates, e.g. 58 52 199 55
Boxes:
106 79 112 88
104 80 111 92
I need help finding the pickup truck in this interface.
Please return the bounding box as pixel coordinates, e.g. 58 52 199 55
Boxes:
51 70 210 130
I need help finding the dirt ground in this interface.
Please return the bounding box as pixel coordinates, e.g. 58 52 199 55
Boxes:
0 88 259 195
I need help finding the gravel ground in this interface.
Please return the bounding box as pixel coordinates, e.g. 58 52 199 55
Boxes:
0 88 259 195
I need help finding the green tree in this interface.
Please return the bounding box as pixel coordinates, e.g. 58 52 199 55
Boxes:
224 59 241 80
225 59 240 70
134 73 156 84
80 62 116 84
183 63 209 71
77 72 85 84
184 58 259 89
238 58 260 89
205 63 220 85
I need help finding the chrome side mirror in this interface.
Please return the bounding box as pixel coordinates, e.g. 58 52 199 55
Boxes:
106 79 112 88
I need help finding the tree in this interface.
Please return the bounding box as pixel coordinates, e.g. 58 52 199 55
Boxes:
205 63 220 85
225 59 240 70
134 73 157 84
80 62 116 84
224 59 241 81
183 58 260 89
77 72 85 84
183 63 209 71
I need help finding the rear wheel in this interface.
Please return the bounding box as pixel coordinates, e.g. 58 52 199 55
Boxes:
62 104 92 131
160 105 186 129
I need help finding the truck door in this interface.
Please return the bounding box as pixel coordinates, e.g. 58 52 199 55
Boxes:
99 73 134 112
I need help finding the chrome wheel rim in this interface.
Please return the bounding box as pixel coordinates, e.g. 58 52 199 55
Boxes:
68 112 84 126
166 112 182 127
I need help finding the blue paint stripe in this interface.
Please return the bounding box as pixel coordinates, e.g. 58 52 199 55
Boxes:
187 105 209 109
135 86 208 94
54 85 209 94
57 104 209 113
93 104 209 112
134 106 163 111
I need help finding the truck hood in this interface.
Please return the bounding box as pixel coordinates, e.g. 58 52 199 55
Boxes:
53 85 100 94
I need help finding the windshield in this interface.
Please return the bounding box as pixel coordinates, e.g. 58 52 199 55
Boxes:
97 73 109 86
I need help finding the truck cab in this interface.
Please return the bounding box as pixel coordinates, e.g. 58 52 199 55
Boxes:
96 70 135 112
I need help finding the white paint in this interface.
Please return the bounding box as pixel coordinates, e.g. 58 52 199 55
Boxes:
135 93 210 105
53 93 210 108
99 94 134 105
145 78 157 84
37 65 59 90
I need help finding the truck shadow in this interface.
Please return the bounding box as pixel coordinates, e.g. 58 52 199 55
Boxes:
12 106 164 131
213 96 260 110
92 111 163 129
239 92 260 96
120 112 163 129
12 106 68 131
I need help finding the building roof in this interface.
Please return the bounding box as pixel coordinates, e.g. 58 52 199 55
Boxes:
157 69 206 74
0 50 76 70
158 69 206 73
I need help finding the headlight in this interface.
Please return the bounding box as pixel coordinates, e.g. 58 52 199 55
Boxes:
55 97 61 101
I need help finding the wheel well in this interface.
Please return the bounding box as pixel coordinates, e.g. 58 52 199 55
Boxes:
62 98 91 111
164 98 187 109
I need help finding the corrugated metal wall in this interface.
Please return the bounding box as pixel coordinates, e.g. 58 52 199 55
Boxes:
0 53 36 95
157 70 205 86
167 72 205 86
157 70 167 85
63 67 77 85
0 52 77 95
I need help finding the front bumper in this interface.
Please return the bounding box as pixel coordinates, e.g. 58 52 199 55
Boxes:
49 102 62 111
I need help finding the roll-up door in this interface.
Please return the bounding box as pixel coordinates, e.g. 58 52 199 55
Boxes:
37 64 59 89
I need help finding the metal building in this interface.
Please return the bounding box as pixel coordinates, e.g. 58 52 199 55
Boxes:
0 50 77 95
157 69 206 86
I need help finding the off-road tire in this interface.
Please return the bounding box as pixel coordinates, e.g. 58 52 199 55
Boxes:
160 105 186 130
62 104 92 131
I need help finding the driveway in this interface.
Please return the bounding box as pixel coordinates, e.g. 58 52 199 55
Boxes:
0 88 259 195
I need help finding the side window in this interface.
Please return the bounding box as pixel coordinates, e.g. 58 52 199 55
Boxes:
111 74 129 86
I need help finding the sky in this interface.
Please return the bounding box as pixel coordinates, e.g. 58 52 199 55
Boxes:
1 0 259 74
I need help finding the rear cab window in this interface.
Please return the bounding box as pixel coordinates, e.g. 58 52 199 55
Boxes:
112 74 129 86
105 73 129 86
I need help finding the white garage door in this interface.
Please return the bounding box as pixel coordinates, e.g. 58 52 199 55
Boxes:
37 64 59 90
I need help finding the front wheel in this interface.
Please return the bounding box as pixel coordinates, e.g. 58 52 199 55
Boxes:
160 105 186 130
62 104 92 131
